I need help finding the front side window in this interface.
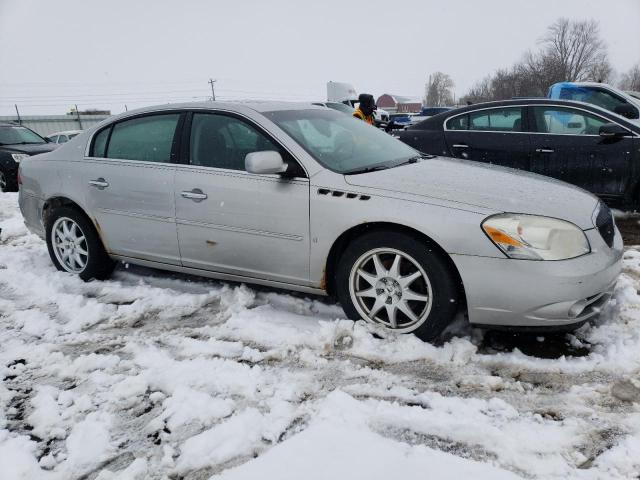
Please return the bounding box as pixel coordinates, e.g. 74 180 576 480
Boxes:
468 108 523 132
106 114 180 162
532 107 608 135
264 109 418 174
190 113 282 171
58 135 68 144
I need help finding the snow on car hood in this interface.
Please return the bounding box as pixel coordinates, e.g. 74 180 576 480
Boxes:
344 157 600 230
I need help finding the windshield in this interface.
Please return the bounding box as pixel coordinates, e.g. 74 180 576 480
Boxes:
0 126 46 145
265 109 418 173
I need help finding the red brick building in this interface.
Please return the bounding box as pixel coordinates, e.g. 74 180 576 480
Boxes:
376 94 422 113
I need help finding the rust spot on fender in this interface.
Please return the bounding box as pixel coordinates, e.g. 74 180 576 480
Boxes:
319 268 327 291
93 218 108 250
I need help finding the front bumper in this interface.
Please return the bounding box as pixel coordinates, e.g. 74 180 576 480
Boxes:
452 227 623 327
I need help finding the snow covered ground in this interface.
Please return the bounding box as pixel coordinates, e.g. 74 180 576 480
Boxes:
1 191 640 479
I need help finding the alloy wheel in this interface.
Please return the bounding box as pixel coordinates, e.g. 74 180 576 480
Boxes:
52 217 89 273
348 248 433 332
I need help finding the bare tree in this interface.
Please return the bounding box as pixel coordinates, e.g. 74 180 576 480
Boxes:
460 76 493 104
539 18 610 82
461 18 612 103
619 64 640 91
425 72 455 106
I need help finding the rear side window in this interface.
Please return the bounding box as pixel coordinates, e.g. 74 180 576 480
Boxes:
469 108 523 132
91 127 110 157
446 114 469 130
89 114 180 162
107 114 180 162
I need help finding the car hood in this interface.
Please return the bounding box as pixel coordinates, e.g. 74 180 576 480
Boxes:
1 143 57 155
344 157 599 229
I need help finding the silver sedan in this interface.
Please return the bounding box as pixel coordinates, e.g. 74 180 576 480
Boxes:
18 102 623 341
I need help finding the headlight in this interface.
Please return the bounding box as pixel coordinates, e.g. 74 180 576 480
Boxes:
482 214 590 260
11 153 30 163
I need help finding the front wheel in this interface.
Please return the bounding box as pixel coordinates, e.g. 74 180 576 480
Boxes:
46 206 115 281
336 231 459 342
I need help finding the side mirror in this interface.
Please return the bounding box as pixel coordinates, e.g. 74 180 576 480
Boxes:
599 122 629 138
245 151 288 175
614 103 639 120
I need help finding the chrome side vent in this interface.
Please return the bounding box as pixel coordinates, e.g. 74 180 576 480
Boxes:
316 188 371 201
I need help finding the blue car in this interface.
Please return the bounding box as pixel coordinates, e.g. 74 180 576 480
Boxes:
548 82 640 124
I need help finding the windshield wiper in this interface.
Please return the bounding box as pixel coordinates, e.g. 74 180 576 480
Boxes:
387 154 432 169
343 164 390 175
11 142 44 145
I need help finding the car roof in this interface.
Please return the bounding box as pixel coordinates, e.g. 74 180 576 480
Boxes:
47 130 83 136
408 98 638 130
552 81 614 89
124 100 322 115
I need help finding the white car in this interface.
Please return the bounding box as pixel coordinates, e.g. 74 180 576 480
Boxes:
46 130 83 145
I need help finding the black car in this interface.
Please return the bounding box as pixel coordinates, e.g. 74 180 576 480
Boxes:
0 123 57 192
397 99 640 209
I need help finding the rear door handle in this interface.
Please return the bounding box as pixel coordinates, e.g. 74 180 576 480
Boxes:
452 144 469 149
181 189 208 202
88 178 109 189
535 148 555 153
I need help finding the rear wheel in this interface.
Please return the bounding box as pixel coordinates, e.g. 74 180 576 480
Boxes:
336 231 459 342
46 206 115 281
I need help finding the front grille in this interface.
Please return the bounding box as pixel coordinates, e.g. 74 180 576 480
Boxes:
595 203 615 247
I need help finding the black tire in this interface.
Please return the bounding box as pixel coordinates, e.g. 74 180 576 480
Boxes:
45 206 115 281
335 230 459 342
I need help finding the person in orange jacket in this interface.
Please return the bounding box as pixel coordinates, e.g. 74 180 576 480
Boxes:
352 93 376 125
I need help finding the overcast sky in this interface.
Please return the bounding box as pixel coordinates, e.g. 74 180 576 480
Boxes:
1 0 639 115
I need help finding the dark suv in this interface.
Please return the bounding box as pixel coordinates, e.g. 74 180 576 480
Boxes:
0 123 57 192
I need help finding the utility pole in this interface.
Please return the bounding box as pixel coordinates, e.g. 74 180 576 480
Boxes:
74 104 83 129
208 78 217 101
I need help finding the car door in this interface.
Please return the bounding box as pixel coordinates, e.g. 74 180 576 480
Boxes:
174 111 310 285
529 105 634 198
443 106 531 170
83 112 182 265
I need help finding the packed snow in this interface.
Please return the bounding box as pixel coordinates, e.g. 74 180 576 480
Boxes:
1 191 639 479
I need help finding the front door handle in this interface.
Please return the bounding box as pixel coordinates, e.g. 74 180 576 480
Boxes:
452 144 469 149
535 148 555 153
181 189 208 202
89 178 109 189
